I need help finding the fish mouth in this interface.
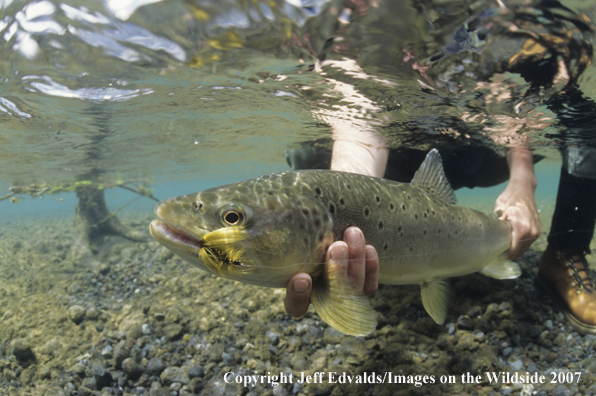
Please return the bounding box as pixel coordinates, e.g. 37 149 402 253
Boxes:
149 219 250 277
149 219 204 251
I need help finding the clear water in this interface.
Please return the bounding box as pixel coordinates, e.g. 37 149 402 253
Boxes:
0 1 595 233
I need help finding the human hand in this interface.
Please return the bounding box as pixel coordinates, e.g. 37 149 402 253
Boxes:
494 182 541 259
495 147 542 260
284 226 379 318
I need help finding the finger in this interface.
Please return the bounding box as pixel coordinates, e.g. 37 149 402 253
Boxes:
363 245 379 296
344 227 366 289
284 273 312 319
327 241 349 272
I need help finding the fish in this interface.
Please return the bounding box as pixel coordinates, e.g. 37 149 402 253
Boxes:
149 149 520 336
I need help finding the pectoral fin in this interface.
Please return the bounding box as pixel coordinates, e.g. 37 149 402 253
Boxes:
480 256 521 279
310 259 377 336
420 279 450 324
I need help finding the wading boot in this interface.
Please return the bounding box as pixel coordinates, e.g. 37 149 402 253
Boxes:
538 246 596 334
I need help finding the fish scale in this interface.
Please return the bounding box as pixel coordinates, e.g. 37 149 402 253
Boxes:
150 149 520 336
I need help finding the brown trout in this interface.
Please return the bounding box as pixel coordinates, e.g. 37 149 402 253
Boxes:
149 149 520 336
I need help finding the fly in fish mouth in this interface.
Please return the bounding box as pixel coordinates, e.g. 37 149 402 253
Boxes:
150 218 251 277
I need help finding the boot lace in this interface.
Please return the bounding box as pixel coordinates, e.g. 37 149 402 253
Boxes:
561 252 595 294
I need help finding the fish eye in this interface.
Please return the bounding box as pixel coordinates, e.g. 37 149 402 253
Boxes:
223 210 243 226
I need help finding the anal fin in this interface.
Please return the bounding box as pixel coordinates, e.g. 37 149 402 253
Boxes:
420 279 450 324
311 259 377 336
480 256 521 279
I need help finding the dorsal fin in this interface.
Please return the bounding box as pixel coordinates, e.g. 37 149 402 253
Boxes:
411 149 456 204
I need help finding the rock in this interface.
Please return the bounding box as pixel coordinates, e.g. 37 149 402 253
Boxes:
85 307 100 321
146 357 166 376
81 377 98 391
162 323 184 340
468 306 482 318
68 305 86 325
457 315 475 330
545 319 553 331
553 332 567 348
501 347 512 357
188 366 204 379
121 358 143 380
307 349 328 371
456 332 479 351
338 338 367 365
11 339 35 362
118 314 144 339
160 366 190 385
266 330 280 345
165 307 184 323
113 342 129 368
39 339 61 356
189 377 204 394
92 364 113 387
552 384 572 396
483 303 499 321
222 352 234 365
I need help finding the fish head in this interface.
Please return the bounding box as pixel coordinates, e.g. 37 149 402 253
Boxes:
150 176 331 287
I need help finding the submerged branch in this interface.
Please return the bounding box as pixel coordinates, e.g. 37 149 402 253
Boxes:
1 179 160 203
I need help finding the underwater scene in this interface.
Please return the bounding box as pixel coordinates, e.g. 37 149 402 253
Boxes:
1 0 596 395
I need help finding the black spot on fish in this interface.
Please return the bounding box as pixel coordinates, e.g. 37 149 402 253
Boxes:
340 198 345 205
347 184 352 190
378 221 383 230
401 204 406 211
364 208 370 217
303 209 310 216
312 208 319 216
193 202 203 210
438 229 441 233
318 234 324 242
303 237 308 245
375 196 380 203
409 247 413 252
415 214 418 220
315 187 322 195
267 191 274 195
383 244 388 251
398 226 402 232
390 203 394 210
432 210 435 216
423 230 427 235
424 213 427 219
329 203 335 214
407 195 411 200
314 219 321 228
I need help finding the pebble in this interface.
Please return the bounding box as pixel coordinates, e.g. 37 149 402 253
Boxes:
146 357 166 376
11 339 35 362
457 315 474 330
188 366 204 379
92 364 113 387
266 330 280 345
68 305 86 325
121 358 143 379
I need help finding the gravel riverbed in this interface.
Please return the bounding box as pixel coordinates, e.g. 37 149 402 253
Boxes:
0 212 595 396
